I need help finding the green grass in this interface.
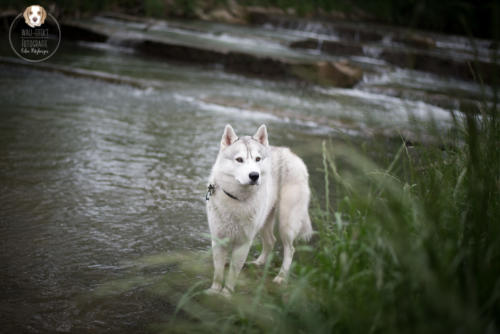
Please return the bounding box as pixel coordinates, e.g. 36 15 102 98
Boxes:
160 95 499 333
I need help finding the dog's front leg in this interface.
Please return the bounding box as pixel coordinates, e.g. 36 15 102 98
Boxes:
224 240 252 295
207 242 228 295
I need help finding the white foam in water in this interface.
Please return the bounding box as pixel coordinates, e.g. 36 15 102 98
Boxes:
173 93 346 136
351 56 388 66
209 33 288 52
263 23 339 42
364 68 493 98
146 21 287 53
362 46 383 58
94 16 148 30
77 41 136 54
173 94 280 121
316 87 454 125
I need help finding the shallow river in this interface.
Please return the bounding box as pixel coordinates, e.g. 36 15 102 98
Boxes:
0 15 488 332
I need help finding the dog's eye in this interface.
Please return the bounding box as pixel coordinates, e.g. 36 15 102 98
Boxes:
29 11 32 15
256 157 261 162
37 11 40 15
235 157 243 163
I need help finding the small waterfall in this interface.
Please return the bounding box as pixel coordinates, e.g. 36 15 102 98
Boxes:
362 45 383 58
317 39 323 52
382 35 393 46
106 32 143 48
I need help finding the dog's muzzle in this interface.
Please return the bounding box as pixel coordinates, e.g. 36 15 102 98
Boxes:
249 172 259 185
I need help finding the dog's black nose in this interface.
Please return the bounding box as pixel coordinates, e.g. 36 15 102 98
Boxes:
249 172 259 182
33 17 38 22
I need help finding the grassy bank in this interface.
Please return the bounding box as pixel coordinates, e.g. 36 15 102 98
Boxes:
163 94 499 333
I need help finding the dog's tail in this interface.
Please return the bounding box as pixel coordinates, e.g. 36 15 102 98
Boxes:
298 214 313 242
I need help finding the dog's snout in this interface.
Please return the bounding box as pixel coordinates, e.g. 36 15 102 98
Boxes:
249 172 259 182
32 17 38 22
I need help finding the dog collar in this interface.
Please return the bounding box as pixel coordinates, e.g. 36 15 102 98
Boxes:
206 183 239 201
222 189 239 200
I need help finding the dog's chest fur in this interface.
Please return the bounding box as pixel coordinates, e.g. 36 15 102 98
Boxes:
207 182 273 244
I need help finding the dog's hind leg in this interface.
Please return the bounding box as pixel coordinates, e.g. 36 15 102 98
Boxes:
274 184 309 284
273 227 295 284
250 207 276 266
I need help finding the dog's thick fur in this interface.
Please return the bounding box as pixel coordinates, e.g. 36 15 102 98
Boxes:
206 124 312 296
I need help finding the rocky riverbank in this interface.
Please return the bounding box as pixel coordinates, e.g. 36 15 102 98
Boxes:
60 15 363 88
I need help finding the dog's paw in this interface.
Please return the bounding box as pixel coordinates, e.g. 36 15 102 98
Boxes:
272 275 286 285
220 287 232 298
204 287 232 298
204 287 221 296
248 259 265 266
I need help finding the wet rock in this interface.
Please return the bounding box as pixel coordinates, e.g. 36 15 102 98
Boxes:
100 12 152 23
245 6 285 23
0 11 17 31
204 7 245 24
227 0 246 20
290 39 364 56
381 49 498 84
247 8 382 43
334 26 382 42
292 60 363 88
225 52 290 77
57 20 362 87
322 40 364 56
289 29 494 84
138 38 291 78
289 39 319 50
189 0 246 24
135 38 362 86
393 33 436 49
136 39 224 64
317 60 363 87
61 22 108 42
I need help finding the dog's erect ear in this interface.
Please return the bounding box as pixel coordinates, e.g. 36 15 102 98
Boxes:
23 6 30 25
253 124 269 146
220 124 238 149
40 6 47 24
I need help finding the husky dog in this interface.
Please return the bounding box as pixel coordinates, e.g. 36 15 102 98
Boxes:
206 124 312 296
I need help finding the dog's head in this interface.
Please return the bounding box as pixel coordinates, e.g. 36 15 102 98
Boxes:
24 5 47 28
216 124 270 186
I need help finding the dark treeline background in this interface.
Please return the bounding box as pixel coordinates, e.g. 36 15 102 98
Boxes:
1 0 498 40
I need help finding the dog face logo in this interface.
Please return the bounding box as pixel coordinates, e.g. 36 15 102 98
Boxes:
9 5 61 62
23 5 47 28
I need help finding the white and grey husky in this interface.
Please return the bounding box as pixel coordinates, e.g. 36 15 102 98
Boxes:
206 124 312 296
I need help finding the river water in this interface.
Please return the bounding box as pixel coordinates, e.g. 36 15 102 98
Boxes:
0 15 491 332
